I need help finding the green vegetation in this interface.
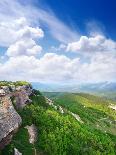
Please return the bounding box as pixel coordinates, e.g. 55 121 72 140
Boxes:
95 91 116 101
0 81 31 87
45 92 116 135
2 91 116 155
14 81 31 86
2 128 34 155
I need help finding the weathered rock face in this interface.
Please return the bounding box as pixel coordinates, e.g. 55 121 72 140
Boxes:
25 124 38 144
0 96 22 149
14 85 32 109
0 85 33 109
0 84 33 149
14 148 22 155
0 89 5 96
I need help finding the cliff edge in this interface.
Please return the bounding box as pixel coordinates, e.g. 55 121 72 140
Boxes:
0 82 33 149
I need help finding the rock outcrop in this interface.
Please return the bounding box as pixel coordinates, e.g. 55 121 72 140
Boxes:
14 148 22 155
14 85 32 109
0 83 33 149
0 95 22 149
25 124 37 144
109 104 116 111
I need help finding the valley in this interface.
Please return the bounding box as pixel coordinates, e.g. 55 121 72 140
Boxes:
0 82 116 155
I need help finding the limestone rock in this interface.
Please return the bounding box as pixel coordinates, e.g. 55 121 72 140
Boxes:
0 86 10 94
0 89 6 96
69 111 84 123
25 124 37 144
109 104 116 111
14 87 32 109
45 97 54 106
0 96 22 149
59 106 64 114
0 83 33 149
14 148 22 155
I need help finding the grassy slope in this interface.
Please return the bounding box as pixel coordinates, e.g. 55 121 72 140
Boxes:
2 91 116 155
44 92 116 135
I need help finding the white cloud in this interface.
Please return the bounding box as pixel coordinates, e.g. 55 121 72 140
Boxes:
0 54 73 81
18 26 44 40
0 0 79 43
6 38 42 57
67 35 116 52
76 52 116 82
0 0 116 84
0 16 44 57
0 17 44 47
0 52 116 83
36 10 78 43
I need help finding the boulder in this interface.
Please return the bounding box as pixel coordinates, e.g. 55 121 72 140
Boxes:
0 96 22 149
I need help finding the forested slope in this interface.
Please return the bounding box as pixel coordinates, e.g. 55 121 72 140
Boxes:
1 91 116 155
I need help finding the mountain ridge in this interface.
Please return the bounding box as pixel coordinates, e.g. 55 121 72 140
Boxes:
32 81 116 92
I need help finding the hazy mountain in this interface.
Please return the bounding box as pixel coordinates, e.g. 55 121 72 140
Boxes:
31 82 116 92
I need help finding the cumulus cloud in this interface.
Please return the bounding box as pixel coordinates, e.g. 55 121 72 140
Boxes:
0 52 116 83
0 17 44 57
0 17 44 47
0 54 74 81
67 35 116 52
0 0 116 84
6 38 42 57
77 52 116 82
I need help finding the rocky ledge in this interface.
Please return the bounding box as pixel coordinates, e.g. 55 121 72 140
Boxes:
0 82 33 149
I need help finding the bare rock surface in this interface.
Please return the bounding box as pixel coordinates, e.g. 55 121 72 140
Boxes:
25 124 38 144
69 111 84 123
45 97 54 106
109 104 116 111
0 95 22 149
14 89 32 109
0 84 33 149
14 148 22 155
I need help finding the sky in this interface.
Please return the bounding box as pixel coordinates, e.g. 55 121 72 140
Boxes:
0 0 116 84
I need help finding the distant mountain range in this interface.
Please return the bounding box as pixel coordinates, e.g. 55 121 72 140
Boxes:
31 81 116 93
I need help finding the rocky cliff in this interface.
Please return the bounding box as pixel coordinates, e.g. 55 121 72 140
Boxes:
0 83 33 149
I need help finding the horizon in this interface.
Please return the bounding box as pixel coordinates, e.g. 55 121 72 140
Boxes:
0 0 116 84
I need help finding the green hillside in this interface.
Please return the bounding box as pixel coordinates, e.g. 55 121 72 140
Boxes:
44 92 116 135
95 91 116 101
2 91 116 155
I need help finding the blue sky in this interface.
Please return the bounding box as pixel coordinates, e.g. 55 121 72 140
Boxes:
0 0 116 84
37 0 116 39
